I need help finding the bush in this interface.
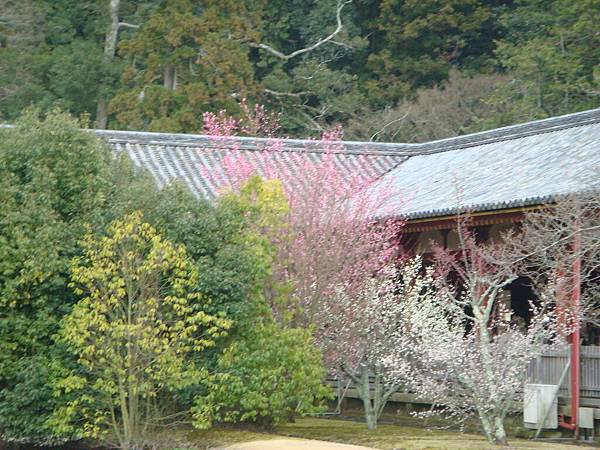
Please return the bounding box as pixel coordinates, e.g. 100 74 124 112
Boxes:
0 109 166 445
194 323 331 430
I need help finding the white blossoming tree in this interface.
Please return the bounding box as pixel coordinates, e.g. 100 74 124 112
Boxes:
516 194 600 329
384 225 565 446
317 262 434 430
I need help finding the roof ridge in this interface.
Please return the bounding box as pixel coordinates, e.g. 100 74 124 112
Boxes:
3 107 600 156
88 107 600 156
94 130 416 156
413 107 600 155
107 137 409 157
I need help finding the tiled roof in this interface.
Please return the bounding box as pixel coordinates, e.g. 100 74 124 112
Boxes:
95 130 407 200
372 109 600 219
4 108 600 220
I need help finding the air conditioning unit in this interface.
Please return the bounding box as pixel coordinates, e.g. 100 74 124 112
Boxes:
524 384 558 429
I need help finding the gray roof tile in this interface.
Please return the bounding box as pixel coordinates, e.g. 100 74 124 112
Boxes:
99 132 406 199
95 109 600 216
373 113 600 219
3 108 600 219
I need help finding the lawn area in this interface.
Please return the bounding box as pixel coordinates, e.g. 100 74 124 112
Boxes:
188 417 589 450
276 417 582 450
186 425 278 449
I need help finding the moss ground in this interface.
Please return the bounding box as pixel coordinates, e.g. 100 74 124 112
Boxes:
184 416 594 450
276 417 583 449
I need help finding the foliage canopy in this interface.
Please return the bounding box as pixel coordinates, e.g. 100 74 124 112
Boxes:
2 0 598 137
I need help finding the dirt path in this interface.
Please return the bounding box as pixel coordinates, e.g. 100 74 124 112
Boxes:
223 438 378 449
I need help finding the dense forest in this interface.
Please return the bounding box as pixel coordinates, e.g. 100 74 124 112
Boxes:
1 0 599 141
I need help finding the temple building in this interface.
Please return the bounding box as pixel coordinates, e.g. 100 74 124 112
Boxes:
95 108 600 431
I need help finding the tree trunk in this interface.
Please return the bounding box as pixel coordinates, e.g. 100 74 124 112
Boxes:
364 404 378 430
96 0 120 129
350 364 377 430
492 416 508 446
96 96 108 129
361 368 378 431
473 301 510 446
353 364 384 430
479 412 508 446
345 363 398 430
479 414 493 441
163 65 176 90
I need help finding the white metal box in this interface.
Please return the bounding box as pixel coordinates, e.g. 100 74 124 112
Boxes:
579 407 594 429
524 384 558 429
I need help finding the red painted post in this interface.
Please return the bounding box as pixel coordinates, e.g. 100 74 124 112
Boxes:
556 269 568 338
570 229 581 439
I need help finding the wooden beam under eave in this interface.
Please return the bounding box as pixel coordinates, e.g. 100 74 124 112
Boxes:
403 205 545 233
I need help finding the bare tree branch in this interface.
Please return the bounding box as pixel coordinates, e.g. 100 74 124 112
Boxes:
118 21 140 29
264 88 310 97
298 110 325 132
249 0 351 61
370 111 410 142
330 39 354 50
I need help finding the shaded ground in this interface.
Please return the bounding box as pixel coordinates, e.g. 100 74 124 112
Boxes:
192 417 590 450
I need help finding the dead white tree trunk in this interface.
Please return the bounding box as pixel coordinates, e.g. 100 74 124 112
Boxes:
96 0 120 129
163 65 177 90
96 0 139 129
249 0 351 61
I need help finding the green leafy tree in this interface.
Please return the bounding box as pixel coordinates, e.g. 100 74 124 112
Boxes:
110 0 262 132
115 177 299 422
0 110 288 446
53 212 230 450
486 0 600 126
216 176 295 323
0 110 115 445
0 109 174 445
256 0 367 135
192 176 329 430
194 323 330 429
0 0 139 125
4 0 600 137
131 177 287 335
364 0 504 108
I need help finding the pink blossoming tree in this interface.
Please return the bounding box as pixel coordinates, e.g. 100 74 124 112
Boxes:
199 106 404 429
200 105 403 326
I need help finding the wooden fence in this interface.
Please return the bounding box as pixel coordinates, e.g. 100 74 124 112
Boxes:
527 345 600 403
326 346 600 408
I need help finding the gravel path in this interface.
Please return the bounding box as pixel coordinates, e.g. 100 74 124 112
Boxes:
223 438 378 449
